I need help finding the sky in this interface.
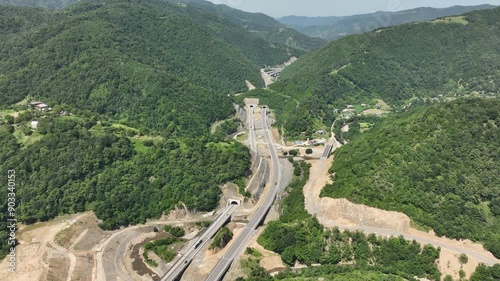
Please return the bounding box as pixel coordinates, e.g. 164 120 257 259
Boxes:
206 0 500 17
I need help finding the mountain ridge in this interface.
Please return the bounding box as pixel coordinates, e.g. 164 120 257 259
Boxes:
0 0 327 52
323 98 500 258
277 4 498 40
0 0 299 134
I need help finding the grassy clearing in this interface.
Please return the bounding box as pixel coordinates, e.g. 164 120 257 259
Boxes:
0 109 16 117
375 99 392 111
144 237 182 264
12 128 43 146
24 131 43 146
432 16 469 25
89 128 107 137
54 226 74 247
330 63 351 75
129 135 163 154
91 122 163 143
129 135 163 142
18 213 75 237
410 220 433 232
359 122 373 133
12 130 24 142
206 142 230 150
362 109 391 116
131 139 151 154
14 97 30 106
312 118 327 133
245 247 263 258
111 123 139 132
0 109 27 118
236 132 248 142
59 115 83 121
478 201 496 223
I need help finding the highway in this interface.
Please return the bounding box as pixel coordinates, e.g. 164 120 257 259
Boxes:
248 105 257 152
159 204 239 281
204 107 281 281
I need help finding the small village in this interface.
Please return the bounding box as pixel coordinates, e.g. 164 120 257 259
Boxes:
0 99 75 145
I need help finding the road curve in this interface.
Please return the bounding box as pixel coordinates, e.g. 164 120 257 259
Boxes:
159 204 238 281
312 146 500 266
204 107 282 281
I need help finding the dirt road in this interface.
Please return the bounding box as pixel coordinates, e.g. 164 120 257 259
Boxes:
0 213 86 281
303 142 499 279
0 211 219 281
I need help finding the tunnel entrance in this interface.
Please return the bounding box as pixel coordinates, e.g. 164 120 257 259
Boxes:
229 199 240 205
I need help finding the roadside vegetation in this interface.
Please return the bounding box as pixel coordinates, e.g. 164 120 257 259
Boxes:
0 0 310 260
209 227 233 250
238 248 270 281
240 7 500 139
251 159 443 281
163 225 185 238
144 237 182 266
0 111 250 259
323 99 500 258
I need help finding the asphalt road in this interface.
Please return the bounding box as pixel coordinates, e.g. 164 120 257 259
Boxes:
204 107 281 281
248 105 257 153
159 204 239 281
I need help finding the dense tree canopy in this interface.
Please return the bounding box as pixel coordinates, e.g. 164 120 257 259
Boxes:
323 99 500 257
242 7 500 138
0 116 250 258
256 160 441 281
0 0 299 119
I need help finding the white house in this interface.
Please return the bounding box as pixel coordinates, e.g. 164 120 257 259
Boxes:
35 103 48 111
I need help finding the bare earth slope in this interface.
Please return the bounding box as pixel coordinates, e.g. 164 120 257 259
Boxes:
303 141 499 279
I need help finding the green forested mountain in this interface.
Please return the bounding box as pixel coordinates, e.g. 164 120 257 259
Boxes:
0 116 250 258
0 0 283 259
255 7 500 138
0 0 326 52
252 160 442 281
0 0 81 9
164 0 327 52
278 5 497 41
0 0 296 134
322 99 500 258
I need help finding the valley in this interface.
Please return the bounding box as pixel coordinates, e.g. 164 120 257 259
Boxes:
0 1 499 281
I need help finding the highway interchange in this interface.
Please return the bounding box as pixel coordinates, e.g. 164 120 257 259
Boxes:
204 105 282 281
137 102 499 281
160 102 277 281
159 204 239 281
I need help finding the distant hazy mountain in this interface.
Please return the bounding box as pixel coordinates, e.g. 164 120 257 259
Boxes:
0 0 299 110
163 0 327 52
277 4 497 40
0 0 81 9
264 6 500 137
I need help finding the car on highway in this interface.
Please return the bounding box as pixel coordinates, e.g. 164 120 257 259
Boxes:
193 239 203 249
